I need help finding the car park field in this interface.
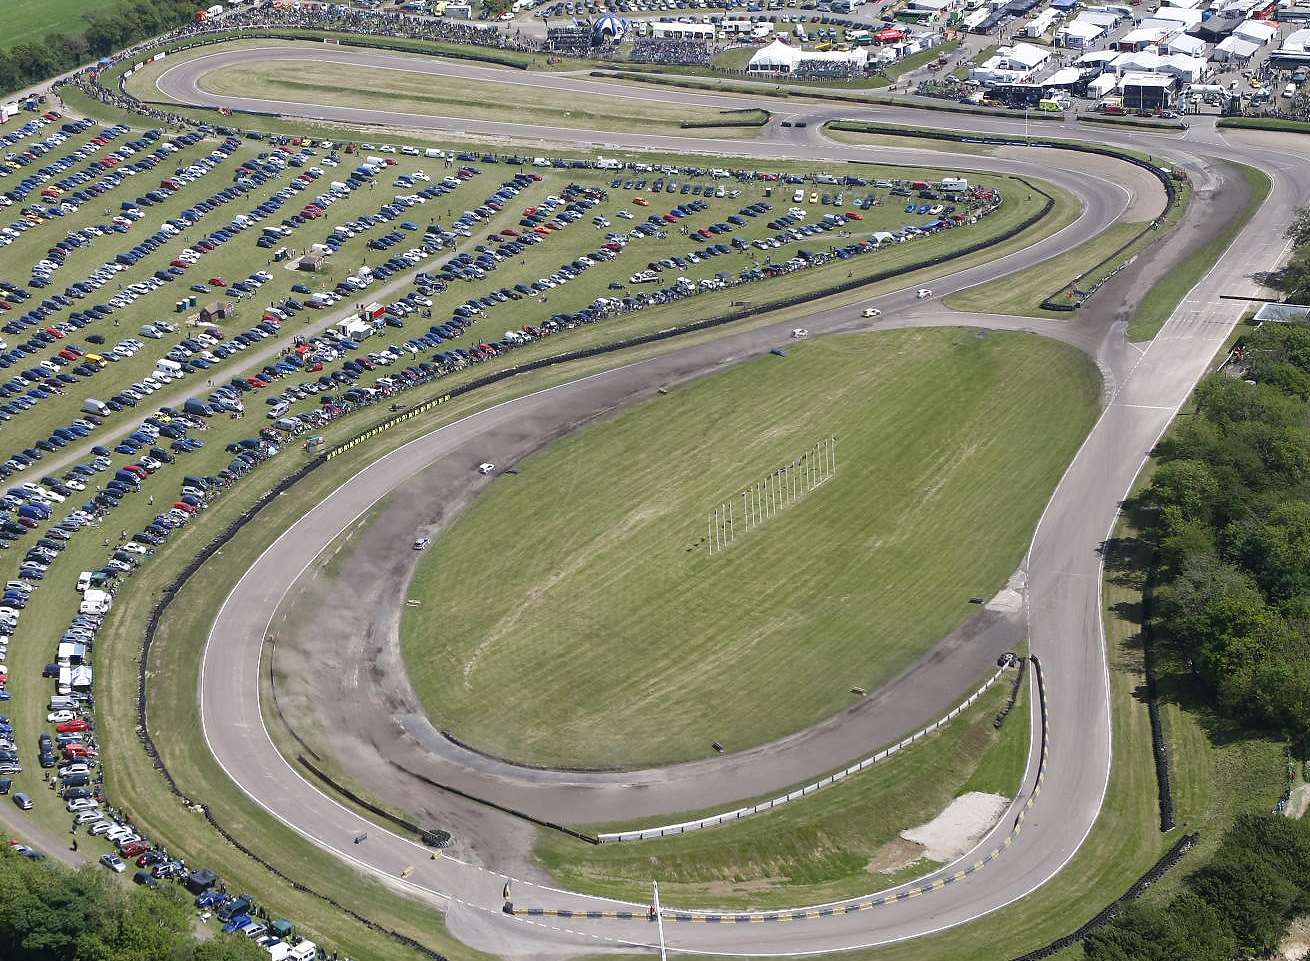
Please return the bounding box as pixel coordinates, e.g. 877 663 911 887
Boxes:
400 327 1098 769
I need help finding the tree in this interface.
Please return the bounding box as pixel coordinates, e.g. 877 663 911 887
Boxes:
1285 205 1310 250
183 935 270 961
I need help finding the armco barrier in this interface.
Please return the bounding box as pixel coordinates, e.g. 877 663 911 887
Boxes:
510 655 1050 921
1006 832 1199 961
597 661 1013 842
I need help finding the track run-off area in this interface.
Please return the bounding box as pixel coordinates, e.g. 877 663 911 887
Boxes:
133 39 1310 958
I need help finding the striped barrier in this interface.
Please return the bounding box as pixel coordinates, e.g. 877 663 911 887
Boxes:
596 659 1017 843
325 394 451 460
508 655 1049 924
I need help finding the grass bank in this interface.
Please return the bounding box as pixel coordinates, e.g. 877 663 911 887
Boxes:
533 678 1029 909
1128 161 1270 341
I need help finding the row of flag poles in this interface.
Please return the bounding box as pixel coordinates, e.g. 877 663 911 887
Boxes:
707 436 836 555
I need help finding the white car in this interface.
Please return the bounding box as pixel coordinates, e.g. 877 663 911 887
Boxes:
47 711 76 723
67 798 98 813
791 328 809 339
862 307 882 318
100 853 126 873
916 288 933 299
413 537 430 551
478 463 496 475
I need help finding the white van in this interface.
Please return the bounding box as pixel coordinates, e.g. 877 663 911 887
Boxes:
76 571 92 593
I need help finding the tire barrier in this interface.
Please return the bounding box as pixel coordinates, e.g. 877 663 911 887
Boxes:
384 758 602 845
995 655 1028 730
297 755 450 847
1140 551 1176 832
1005 832 1199 961
509 659 1050 921
326 393 451 459
597 663 1013 843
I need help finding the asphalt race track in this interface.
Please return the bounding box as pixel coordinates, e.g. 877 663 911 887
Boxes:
152 43 1310 957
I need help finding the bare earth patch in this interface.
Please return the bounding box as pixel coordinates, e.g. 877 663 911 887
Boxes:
1279 916 1310 960
866 837 926 876
900 791 1009 862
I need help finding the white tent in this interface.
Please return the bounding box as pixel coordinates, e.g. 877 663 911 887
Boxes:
1151 6 1202 26
1164 33 1206 56
748 39 803 72
1057 19 1104 48
1088 73 1117 97
1233 19 1277 44
1214 34 1260 61
1042 66 1082 86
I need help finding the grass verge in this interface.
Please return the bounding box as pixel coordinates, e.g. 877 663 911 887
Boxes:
1128 161 1271 341
532 678 1028 909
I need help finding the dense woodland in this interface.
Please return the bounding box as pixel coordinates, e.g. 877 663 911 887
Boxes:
0 0 198 97
1148 318 1310 733
1085 815 1310 961
0 844 266 961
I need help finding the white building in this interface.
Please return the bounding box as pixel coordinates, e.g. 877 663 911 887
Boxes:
969 41 1051 82
1163 33 1207 56
1214 33 1261 61
1027 7 1060 37
651 21 714 39
746 39 868 74
1232 18 1277 45
1150 6 1203 27
1056 19 1105 48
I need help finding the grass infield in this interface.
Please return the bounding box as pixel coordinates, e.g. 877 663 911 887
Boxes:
401 328 1100 769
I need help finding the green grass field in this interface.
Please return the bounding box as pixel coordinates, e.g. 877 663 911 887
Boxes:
195 59 764 138
1 0 94 49
401 329 1100 769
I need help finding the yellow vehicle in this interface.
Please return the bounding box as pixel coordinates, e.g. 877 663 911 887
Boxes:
815 40 832 50
1037 98 1065 112
84 353 108 367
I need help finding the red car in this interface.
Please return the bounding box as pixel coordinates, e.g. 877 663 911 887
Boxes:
209 277 227 287
64 744 96 758
56 719 90 733
173 502 197 514
119 841 148 858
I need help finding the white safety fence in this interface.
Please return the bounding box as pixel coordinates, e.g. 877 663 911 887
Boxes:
598 661 1014 842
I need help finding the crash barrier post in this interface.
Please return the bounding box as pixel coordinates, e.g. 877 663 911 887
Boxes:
1005 832 1199 961
297 755 451 847
133 455 455 961
596 662 1013 842
1140 548 1175 831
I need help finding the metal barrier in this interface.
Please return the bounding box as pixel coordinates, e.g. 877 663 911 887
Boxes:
598 662 1014 842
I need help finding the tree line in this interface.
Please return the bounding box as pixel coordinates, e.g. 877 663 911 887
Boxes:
0 842 266 961
0 0 199 98
1146 315 1310 733
1085 815 1310 961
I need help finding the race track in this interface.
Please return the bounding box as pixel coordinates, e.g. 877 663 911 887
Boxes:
151 42 1310 957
